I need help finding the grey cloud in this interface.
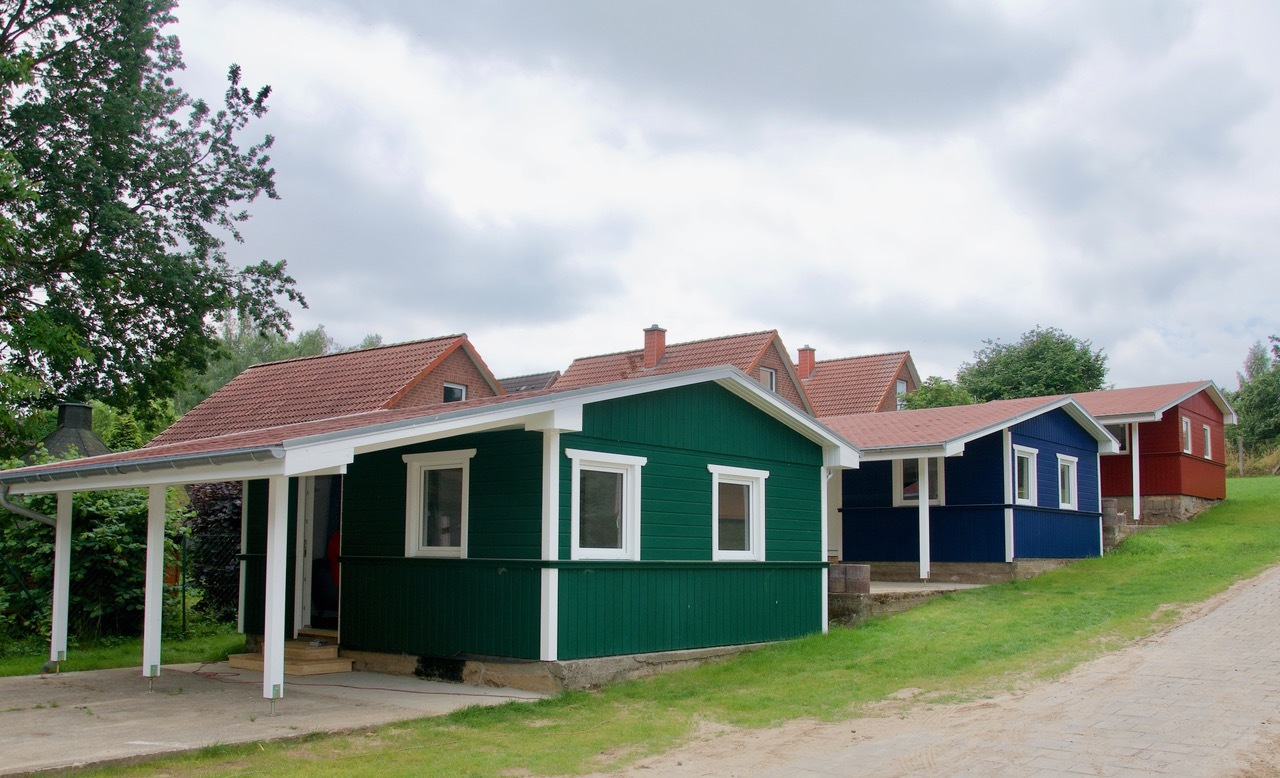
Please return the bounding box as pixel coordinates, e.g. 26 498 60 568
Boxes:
272 0 1078 131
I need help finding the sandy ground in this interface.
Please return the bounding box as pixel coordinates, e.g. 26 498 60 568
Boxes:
594 568 1280 777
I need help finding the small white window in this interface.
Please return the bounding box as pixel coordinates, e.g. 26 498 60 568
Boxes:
708 465 768 561
1104 424 1129 454
1014 445 1038 506
1057 454 1078 510
443 382 467 403
403 449 476 557
893 458 944 506
1203 425 1212 460
759 367 777 392
896 378 908 410
1181 417 1192 454
567 449 646 561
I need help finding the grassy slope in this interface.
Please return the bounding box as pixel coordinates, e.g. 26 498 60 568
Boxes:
94 478 1280 776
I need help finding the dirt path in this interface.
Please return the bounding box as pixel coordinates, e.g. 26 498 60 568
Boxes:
600 567 1280 777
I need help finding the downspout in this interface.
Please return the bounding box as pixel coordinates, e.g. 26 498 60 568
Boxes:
0 484 56 527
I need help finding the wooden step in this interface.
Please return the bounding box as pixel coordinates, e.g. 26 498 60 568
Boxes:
228 639 353 676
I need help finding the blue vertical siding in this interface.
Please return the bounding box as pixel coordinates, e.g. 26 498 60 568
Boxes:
1014 509 1100 558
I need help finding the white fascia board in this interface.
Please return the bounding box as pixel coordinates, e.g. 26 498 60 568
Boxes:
1054 399 1120 454
282 445 354 477
3 452 287 495
856 445 951 462
1092 412 1161 425
522 406 584 432
1152 382 1238 425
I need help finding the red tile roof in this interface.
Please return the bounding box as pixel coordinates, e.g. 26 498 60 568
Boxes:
149 336 478 446
804 351 912 416
1071 382 1217 419
822 395 1069 451
555 330 782 390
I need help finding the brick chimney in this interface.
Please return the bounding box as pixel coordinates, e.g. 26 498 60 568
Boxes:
798 345 816 380
643 324 666 369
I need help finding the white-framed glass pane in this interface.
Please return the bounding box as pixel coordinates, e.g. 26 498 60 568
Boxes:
1105 424 1129 453
1181 417 1192 453
1203 425 1212 460
717 481 751 552
423 467 463 547
579 468 624 550
900 459 940 503
443 383 466 403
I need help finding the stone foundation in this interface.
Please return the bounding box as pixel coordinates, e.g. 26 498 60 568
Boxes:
1103 495 1221 526
848 560 1073 585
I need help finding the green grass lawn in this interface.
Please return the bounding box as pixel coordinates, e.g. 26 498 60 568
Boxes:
84 478 1280 776
0 626 245 678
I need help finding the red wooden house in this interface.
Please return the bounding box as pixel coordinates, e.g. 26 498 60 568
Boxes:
1072 382 1236 523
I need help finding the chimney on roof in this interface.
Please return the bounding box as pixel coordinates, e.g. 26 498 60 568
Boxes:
643 324 666 369
798 345 816 379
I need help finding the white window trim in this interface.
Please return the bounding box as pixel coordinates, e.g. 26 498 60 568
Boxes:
1181 416 1192 454
708 464 769 561
1057 454 1078 511
566 448 646 561
403 449 477 558
443 382 467 402
892 458 945 507
1013 445 1038 507
759 367 777 392
1203 424 1212 460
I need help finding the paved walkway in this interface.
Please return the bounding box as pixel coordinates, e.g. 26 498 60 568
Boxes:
620 565 1280 777
0 661 542 775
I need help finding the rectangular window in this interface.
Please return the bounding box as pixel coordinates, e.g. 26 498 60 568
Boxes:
1104 424 1129 454
893 458 943 506
1057 454 1078 510
1181 417 1192 454
403 449 476 557
896 378 908 410
1203 425 1212 460
567 449 646 560
443 382 467 403
708 464 768 561
1014 445 1038 506
759 367 777 392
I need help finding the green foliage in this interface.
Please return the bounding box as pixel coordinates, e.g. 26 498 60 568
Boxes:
901 376 975 409
175 315 334 413
0 453 189 641
957 325 1108 401
1228 338 1280 459
0 0 304 429
98 479 1280 777
183 481 243 622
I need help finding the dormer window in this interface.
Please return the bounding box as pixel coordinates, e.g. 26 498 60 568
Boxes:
759 368 776 392
896 379 908 410
443 383 467 403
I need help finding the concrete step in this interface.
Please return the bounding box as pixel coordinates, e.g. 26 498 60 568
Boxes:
228 640 353 676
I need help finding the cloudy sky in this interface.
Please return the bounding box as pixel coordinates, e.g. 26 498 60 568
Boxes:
171 0 1279 390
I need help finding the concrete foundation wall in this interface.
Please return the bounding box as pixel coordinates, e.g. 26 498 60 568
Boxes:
848 560 1072 584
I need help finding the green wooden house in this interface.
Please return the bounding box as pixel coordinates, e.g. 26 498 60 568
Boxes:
0 344 856 700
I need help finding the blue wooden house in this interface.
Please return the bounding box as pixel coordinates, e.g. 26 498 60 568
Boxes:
822 396 1117 579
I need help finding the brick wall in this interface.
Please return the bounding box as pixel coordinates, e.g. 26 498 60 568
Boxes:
393 348 499 407
756 343 809 412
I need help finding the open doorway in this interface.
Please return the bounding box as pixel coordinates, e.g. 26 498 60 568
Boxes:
297 475 342 633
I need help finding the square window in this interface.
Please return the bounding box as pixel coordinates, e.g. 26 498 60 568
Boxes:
443 382 467 403
1181 417 1192 454
403 449 476 557
1203 425 1212 460
893 458 943 506
1014 445 1038 506
708 464 768 561
1057 454 1078 510
567 449 646 560
759 367 777 392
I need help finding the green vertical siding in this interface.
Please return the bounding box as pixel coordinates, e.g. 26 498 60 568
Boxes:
340 557 541 659
560 383 824 562
557 562 824 659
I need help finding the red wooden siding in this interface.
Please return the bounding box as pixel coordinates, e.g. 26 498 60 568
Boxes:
1098 391 1227 501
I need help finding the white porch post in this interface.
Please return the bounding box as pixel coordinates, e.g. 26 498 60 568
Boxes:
917 458 931 581
1130 423 1142 522
49 492 72 665
141 486 166 679
262 475 289 702
820 467 835 632
539 430 560 662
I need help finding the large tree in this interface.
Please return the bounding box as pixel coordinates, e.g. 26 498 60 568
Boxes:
1231 338 1280 456
957 326 1108 402
0 1 303 434
901 375 974 410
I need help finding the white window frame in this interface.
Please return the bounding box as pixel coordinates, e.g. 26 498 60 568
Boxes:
759 367 777 392
1203 424 1212 460
567 449 646 561
1057 454 1078 511
1013 445 1038 506
1181 416 1192 454
895 378 908 410
892 457 944 507
443 382 467 403
1104 424 1129 454
403 449 477 558
708 464 769 561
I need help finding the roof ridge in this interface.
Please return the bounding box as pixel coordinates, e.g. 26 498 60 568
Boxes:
240 334 467 370
568 329 777 363
813 350 909 366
